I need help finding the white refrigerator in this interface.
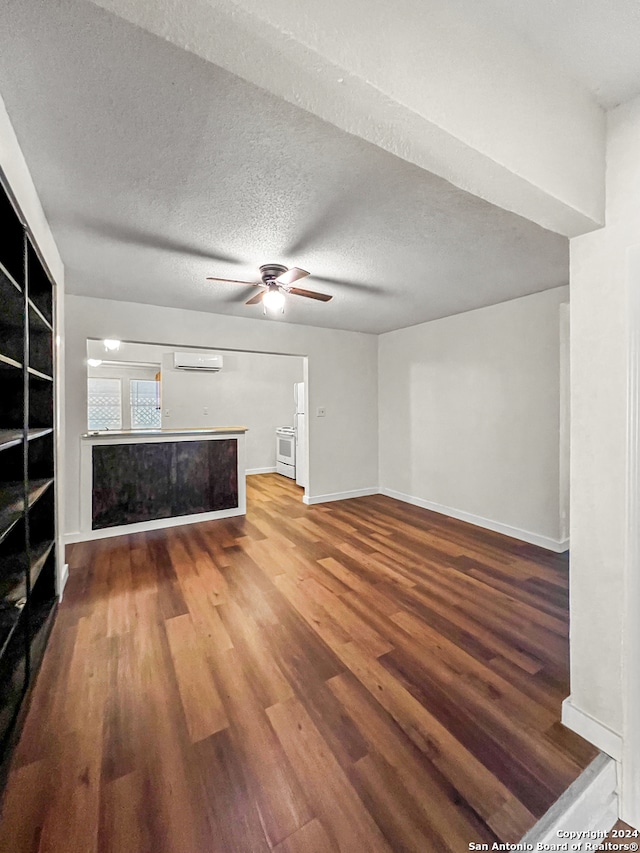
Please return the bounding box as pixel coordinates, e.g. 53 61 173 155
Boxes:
294 382 307 488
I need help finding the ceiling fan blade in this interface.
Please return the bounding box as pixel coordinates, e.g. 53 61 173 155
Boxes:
288 287 333 302
275 267 310 286
245 291 265 305
206 277 260 286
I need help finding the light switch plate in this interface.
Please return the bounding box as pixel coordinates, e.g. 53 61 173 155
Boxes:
317 406 326 417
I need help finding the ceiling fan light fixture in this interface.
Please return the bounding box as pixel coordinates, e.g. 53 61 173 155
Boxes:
206 263 331 307
262 287 285 314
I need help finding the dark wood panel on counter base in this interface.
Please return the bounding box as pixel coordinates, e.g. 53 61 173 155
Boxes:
0 474 597 852
91 438 238 529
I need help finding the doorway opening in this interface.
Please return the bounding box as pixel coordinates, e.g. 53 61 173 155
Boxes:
85 338 309 502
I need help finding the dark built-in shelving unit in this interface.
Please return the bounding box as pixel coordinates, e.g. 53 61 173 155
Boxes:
0 173 57 774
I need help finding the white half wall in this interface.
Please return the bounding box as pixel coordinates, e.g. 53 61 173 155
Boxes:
64 294 378 536
378 286 569 549
160 349 303 471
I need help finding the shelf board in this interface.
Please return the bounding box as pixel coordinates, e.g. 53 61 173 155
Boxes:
0 540 54 609
0 429 52 452
28 298 52 332
0 432 23 452
0 259 22 294
0 484 25 547
0 554 27 606
0 601 23 660
28 479 54 511
0 479 53 546
29 596 57 674
0 353 22 371
28 428 53 442
27 367 53 382
29 540 55 592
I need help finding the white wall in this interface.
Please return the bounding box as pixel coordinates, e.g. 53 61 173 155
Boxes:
570 96 640 732
87 339 164 365
378 286 569 550
161 350 303 472
569 95 640 823
64 294 378 536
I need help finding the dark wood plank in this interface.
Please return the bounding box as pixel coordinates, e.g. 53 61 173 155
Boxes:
191 729 271 853
266 696 393 853
272 819 334 853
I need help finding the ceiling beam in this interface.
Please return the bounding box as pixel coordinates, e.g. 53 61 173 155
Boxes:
87 0 605 238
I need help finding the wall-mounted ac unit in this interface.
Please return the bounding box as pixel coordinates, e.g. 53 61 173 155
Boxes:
173 352 223 371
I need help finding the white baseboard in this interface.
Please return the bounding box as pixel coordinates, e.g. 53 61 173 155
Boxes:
303 487 379 506
379 487 569 553
520 753 618 845
562 698 623 761
246 467 277 475
57 562 69 600
64 505 246 544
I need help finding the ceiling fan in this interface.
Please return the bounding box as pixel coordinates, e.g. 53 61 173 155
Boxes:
206 263 332 312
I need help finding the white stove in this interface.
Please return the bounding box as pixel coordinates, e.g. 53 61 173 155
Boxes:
276 427 296 479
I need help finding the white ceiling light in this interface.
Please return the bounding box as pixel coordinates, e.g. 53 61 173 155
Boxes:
262 287 285 314
103 339 121 351
87 358 103 367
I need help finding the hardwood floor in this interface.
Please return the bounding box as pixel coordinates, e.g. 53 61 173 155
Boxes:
602 821 639 844
0 473 597 852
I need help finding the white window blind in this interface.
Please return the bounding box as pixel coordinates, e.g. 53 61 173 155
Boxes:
87 377 122 431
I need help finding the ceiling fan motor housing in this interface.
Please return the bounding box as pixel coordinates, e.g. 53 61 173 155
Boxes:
259 263 288 284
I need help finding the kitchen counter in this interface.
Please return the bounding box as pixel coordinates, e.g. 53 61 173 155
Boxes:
77 427 247 541
81 427 248 438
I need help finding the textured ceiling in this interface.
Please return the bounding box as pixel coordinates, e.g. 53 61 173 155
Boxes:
469 0 640 108
0 0 569 334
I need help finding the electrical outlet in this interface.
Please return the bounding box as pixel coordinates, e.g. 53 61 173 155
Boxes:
317 406 326 417
164 408 170 418
203 406 209 415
